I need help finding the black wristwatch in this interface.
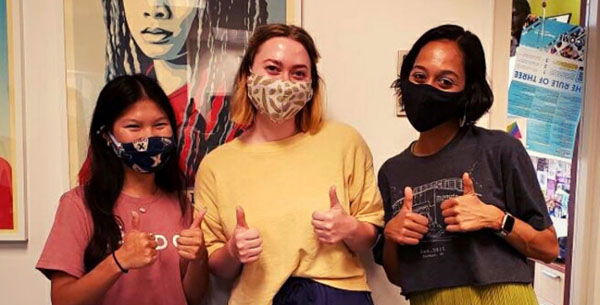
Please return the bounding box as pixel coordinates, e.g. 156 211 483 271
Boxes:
497 212 515 237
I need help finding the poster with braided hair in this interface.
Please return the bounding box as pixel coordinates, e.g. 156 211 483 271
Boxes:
65 0 300 193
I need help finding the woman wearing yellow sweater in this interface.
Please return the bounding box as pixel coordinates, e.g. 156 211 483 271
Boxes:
195 24 384 305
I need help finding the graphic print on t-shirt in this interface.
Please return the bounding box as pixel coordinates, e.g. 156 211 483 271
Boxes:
392 177 463 243
375 127 554 295
117 224 181 251
390 172 483 246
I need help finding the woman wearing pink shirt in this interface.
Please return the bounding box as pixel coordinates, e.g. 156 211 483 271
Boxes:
37 74 208 305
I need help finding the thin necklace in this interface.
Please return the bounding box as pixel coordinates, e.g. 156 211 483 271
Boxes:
139 187 161 214
122 187 160 214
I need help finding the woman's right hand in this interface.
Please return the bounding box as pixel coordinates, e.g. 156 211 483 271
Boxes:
384 187 430 245
226 206 262 264
114 211 158 270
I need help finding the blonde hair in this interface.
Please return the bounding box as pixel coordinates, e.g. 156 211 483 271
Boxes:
231 24 324 133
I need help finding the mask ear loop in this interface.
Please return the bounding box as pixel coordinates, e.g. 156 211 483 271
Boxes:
459 97 469 127
459 110 467 127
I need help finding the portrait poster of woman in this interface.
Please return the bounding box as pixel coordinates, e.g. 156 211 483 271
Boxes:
64 0 300 196
0 0 26 241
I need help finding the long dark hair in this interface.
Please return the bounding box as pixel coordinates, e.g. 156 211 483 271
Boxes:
83 74 187 271
391 24 493 125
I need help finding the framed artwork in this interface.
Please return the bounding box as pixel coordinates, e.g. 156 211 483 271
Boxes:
64 0 301 194
0 0 26 241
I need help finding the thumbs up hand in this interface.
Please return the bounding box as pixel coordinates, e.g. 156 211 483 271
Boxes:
311 186 358 244
441 173 504 232
176 208 208 261
114 211 159 270
384 187 429 245
226 206 262 264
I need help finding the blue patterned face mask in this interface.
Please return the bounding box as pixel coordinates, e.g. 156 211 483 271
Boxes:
107 133 175 173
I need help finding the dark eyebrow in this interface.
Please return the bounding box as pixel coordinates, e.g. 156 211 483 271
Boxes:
121 118 141 123
438 70 460 78
263 59 308 70
120 116 168 124
124 118 140 123
263 59 282 66
412 65 460 78
153 116 169 123
292 64 309 70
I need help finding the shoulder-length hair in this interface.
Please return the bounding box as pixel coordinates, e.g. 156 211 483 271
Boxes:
391 24 493 125
230 24 324 133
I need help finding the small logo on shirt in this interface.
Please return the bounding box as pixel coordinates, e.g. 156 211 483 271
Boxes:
119 227 181 250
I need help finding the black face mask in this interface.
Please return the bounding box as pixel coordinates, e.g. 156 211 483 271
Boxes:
401 80 466 132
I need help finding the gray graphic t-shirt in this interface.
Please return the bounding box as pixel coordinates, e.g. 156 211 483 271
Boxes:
374 126 553 296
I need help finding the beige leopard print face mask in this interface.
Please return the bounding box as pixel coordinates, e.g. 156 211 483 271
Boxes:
247 73 314 123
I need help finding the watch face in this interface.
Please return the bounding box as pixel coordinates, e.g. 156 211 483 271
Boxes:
503 214 516 234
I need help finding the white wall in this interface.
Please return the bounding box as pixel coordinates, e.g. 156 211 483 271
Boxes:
0 1 504 304
0 0 69 304
303 0 497 170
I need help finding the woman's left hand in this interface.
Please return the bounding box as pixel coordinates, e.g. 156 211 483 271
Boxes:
441 173 504 232
177 209 208 261
311 186 359 244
